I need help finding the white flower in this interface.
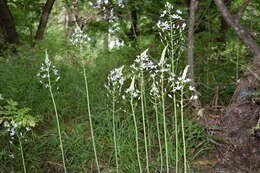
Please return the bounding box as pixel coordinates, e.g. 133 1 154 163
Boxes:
184 78 191 83
157 20 171 31
168 73 176 82
126 76 135 94
37 51 60 88
150 81 160 98
131 49 156 71
9 154 14 158
4 121 10 127
189 86 195 91
9 129 15 136
70 26 90 46
190 95 198 100
181 23 186 30
165 2 173 10
126 76 140 98
26 127 31 131
117 0 124 7
176 9 182 14
106 66 125 94
160 10 167 17
170 14 182 20
56 76 60 82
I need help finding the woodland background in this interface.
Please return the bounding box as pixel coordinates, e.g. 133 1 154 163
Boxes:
0 0 260 172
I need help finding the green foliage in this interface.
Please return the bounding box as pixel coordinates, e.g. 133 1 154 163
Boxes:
0 96 37 130
1 0 260 172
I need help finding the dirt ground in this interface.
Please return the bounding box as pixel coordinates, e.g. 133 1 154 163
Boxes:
196 96 260 173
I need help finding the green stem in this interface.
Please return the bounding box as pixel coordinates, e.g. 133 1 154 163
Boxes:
161 76 169 173
170 19 175 73
141 72 149 173
18 136 26 173
130 97 142 173
155 102 163 172
173 93 178 173
83 67 100 173
181 87 187 173
112 94 119 173
47 70 67 173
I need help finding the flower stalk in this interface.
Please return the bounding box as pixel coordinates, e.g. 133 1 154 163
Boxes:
140 71 150 173
18 136 26 173
47 67 67 173
112 92 119 173
83 67 100 173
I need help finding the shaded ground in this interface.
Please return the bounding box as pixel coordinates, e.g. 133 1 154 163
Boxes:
196 96 260 173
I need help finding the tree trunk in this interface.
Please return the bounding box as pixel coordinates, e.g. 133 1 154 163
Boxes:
66 7 76 39
214 0 260 103
35 0 56 41
103 5 111 51
65 0 77 39
130 7 138 42
128 4 138 48
0 0 18 45
187 0 201 109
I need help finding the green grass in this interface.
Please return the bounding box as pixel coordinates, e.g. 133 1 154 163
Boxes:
0 44 212 173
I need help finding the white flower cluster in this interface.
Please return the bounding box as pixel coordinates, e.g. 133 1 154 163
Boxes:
125 76 140 99
169 75 191 93
149 64 171 99
157 2 186 32
4 120 31 138
150 80 160 99
105 66 125 94
130 49 157 72
117 0 124 8
37 52 60 89
70 27 91 46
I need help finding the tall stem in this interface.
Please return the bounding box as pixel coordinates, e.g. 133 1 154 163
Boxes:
173 93 178 173
155 103 163 172
161 76 169 173
112 93 119 173
180 86 187 173
47 70 67 173
140 72 149 173
130 97 142 173
18 136 27 173
83 67 100 173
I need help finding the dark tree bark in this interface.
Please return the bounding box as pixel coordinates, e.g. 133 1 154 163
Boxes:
35 0 55 41
130 7 138 42
0 0 18 44
187 0 201 109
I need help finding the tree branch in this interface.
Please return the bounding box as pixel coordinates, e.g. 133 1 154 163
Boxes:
213 0 260 62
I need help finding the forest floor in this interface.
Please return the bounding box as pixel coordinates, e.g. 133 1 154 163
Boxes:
195 98 260 173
